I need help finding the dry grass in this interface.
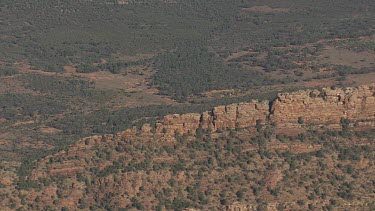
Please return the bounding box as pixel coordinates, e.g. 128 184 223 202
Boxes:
319 47 375 68
345 72 375 86
0 77 38 95
38 127 62 134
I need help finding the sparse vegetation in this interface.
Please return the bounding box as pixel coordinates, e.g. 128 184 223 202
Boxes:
0 0 374 210
5 122 375 210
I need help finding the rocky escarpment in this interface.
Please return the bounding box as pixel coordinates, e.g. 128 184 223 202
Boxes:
271 84 375 126
120 99 269 140
5 84 373 211
121 84 375 140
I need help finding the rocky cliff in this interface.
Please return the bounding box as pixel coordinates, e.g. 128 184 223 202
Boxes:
271 84 375 126
4 84 374 211
121 84 375 140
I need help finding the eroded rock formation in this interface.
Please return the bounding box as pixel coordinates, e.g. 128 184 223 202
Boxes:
271 84 375 125
119 84 374 139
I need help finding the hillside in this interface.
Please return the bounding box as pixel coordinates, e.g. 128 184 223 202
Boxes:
0 84 374 210
1 0 375 163
0 0 375 210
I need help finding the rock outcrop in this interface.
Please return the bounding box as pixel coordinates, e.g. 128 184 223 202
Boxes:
201 100 269 131
271 84 375 125
120 100 270 140
156 113 202 136
222 202 257 211
119 84 375 140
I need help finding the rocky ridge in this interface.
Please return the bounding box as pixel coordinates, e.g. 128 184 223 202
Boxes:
2 84 374 211
121 84 375 140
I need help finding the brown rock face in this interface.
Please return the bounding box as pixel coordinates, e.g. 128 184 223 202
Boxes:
118 84 374 140
270 84 375 125
211 100 270 131
212 104 238 130
236 100 269 128
201 111 214 130
171 101 268 134
129 100 270 139
156 113 202 136
223 202 256 211
141 124 153 133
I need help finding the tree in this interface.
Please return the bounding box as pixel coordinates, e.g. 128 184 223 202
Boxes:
256 119 263 132
298 117 304 124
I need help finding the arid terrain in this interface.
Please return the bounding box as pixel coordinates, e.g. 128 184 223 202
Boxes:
1 84 375 210
0 0 374 210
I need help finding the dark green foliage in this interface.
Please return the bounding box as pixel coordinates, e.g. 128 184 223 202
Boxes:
17 160 39 190
172 197 191 211
153 44 271 101
20 74 97 97
0 94 67 119
0 0 373 86
0 68 19 76
298 117 304 124
130 197 144 210
0 0 211 72
340 118 350 133
256 119 263 133
76 64 100 73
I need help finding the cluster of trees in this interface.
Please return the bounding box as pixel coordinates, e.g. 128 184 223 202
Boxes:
20 74 96 96
153 44 273 101
1 0 373 80
0 68 19 76
0 0 211 73
228 46 323 72
0 94 67 119
331 38 375 53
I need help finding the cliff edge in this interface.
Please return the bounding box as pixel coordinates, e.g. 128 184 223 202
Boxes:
119 84 374 140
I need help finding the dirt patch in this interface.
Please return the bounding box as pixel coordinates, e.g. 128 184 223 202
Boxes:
0 139 11 147
319 47 375 68
345 72 375 85
12 120 35 126
242 5 289 13
38 127 62 134
17 141 55 151
63 65 76 73
356 159 369 169
275 127 305 136
298 78 337 88
17 62 151 91
110 88 177 109
225 51 253 62
290 144 321 154
200 89 237 99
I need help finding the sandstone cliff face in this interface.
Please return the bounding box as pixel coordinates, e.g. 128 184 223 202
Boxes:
270 84 375 125
222 202 256 211
118 84 374 139
202 100 269 131
156 113 202 136
123 100 269 139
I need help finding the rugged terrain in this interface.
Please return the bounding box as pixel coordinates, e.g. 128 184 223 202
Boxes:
0 84 374 210
0 0 375 210
1 0 375 162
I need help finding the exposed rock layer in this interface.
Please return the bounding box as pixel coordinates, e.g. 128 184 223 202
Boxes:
271 84 375 125
119 84 375 140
